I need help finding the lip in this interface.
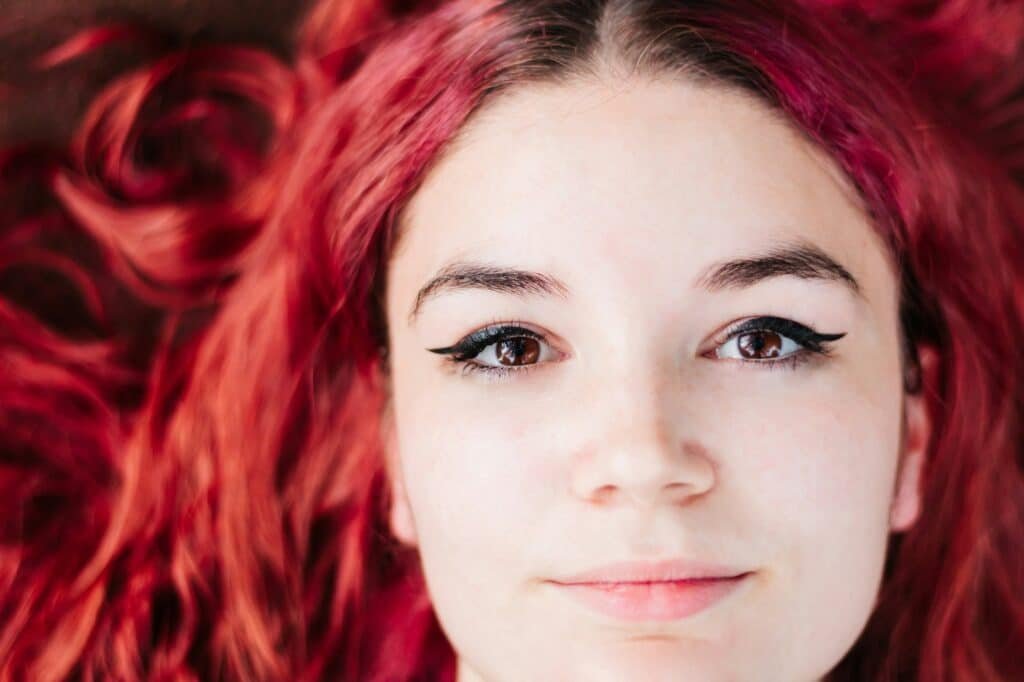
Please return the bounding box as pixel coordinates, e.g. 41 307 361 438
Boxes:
547 559 753 622
552 558 751 584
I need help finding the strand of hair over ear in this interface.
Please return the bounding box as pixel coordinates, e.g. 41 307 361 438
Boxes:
798 0 1024 184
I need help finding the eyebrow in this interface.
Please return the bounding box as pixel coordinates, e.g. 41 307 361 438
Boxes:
407 239 863 325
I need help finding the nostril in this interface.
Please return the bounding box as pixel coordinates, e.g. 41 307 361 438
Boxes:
592 485 616 505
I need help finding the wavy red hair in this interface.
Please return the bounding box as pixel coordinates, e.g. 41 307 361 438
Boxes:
2 1 1022 680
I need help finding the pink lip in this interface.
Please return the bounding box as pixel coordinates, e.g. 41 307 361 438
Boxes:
547 559 753 622
553 558 751 584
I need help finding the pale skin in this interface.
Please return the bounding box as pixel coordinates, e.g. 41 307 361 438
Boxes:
379 73 936 682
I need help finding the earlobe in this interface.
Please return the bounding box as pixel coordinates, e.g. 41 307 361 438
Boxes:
889 447 925 532
388 464 419 547
890 344 939 532
381 400 418 546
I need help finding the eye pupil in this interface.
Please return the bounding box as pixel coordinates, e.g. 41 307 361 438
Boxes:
738 331 782 359
496 337 540 366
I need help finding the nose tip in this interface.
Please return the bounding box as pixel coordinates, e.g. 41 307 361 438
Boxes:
570 424 717 508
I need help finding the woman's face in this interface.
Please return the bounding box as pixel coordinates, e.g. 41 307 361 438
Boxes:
381 76 932 682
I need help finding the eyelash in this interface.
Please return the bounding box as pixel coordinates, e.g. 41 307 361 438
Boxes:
427 316 846 382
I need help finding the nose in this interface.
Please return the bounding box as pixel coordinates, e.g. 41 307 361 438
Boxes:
568 369 716 509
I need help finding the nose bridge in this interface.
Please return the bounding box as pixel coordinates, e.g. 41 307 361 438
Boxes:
569 360 716 507
602 362 675 446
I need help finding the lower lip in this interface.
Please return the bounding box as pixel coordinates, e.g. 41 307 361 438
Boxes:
550 573 751 622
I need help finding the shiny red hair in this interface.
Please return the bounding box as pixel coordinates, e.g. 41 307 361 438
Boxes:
2 1 1022 679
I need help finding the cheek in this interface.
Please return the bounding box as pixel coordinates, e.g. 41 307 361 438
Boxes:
397 394 554 551
713 379 903 667
730 378 902 626
737 388 901 534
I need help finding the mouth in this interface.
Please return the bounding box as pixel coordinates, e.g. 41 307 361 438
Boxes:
547 572 753 622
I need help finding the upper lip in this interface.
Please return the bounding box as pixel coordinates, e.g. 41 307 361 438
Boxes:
549 559 752 585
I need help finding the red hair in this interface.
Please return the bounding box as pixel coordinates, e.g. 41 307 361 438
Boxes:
2 1 1022 679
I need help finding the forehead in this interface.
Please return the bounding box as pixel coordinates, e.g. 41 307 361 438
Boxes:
389 76 894 312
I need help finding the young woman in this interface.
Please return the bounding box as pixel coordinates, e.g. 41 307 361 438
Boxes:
2 0 1022 680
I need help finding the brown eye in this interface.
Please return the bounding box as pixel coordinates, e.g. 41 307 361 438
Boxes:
736 331 784 359
707 316 845 370
495 337 541 366
713 327 802 363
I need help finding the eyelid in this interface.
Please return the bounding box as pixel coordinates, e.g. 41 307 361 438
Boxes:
425 320 564 381
428 320 537 357
702 315 846 373
708 316 845 351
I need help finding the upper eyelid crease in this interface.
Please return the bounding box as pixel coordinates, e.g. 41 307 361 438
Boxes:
716 317 846 350
425 324 542 358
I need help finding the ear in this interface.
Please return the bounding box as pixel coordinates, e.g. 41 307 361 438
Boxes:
381 398 418 546
889 344 940 532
